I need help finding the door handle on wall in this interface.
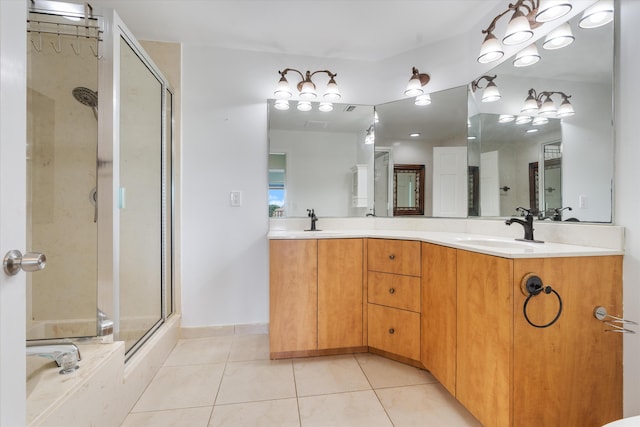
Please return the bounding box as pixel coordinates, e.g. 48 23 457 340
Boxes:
3 250 46 276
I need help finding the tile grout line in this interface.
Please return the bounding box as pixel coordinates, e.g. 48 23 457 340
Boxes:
354 354 397 427
292 359 303 427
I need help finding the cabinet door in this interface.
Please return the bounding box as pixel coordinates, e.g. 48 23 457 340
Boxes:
318 239 363 349
457 250 513 427
421 243 457 396
512 256 623 427
269 239 318 354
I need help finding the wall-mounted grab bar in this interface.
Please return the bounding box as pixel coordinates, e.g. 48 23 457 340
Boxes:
594 306 637 334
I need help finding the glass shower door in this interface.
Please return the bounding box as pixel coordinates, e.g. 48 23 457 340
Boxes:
26 10 100 340
118 35 163 353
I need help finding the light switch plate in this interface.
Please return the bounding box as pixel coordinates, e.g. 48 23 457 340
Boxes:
230 190 242 207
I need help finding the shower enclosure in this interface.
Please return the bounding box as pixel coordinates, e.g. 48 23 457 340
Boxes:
26 0 174 357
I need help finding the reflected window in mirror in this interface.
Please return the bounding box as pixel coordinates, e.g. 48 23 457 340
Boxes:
269 153 286 217
393 164 424 216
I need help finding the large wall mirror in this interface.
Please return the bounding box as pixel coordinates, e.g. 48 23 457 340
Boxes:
268 100 375 217
468 11 614 222
374 86 468 217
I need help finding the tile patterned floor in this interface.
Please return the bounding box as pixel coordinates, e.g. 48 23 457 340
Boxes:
121 334 482 427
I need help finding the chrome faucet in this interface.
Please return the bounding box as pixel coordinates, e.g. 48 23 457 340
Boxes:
505 206 539 242
27 341 82 370
306 209 318 231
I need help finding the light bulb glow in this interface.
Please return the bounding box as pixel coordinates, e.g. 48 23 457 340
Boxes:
516 115 532 124
532 116 549 125
499 114 515 123
296 100 312 111
299 81 317 99
323 78 341 101
521 94 539 115
274 77 292 99
538 97 558 117
318 102 333 112
405 76 424 97
273 99 290 110
415 94 432 106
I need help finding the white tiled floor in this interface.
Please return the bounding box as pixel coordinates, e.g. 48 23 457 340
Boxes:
121 334 482 427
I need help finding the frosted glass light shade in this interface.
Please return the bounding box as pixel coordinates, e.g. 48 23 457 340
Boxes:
477 33 504 64
498 114 515 123
513 44 541 67
516 115 532 124
274 99 290 110
296 100 312 111
536 0 572 22
405 76 424 97
323 79 341 100
274 77 292 99
543 23 574 50
481 81 501 102
318 102 333 112
538 97 558 117
503 10 533 45
299 81 317 99
532 116 549 125
557 99 575 117
415 94 432 106
521 94 539 115
579 0 614 29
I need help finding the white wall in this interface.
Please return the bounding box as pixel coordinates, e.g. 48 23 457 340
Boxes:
616 0 640 416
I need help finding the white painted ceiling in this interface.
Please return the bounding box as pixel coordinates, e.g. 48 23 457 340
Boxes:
89 0 503 61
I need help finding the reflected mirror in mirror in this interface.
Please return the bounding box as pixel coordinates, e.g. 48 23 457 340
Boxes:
268 100 375 217
468 10 613 222
374 86 468 217
394 164 425 215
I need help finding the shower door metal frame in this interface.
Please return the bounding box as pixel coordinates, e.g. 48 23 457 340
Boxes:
98 8 176 358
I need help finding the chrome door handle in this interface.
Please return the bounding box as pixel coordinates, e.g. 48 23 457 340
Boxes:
3 250 46 276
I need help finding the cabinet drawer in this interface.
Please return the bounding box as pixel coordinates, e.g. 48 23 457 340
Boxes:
368 303 420 361
368 271 420 312
367 239 421 276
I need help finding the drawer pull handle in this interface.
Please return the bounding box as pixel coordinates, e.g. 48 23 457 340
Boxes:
389 254 395 260
389 288 395 294
388 328 395 334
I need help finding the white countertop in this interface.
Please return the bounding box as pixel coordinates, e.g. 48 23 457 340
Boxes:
267 229 623 258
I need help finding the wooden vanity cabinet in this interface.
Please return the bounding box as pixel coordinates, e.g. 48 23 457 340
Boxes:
367 238 421 362
456 251 623 427
421 242 457 396
269 238 364 358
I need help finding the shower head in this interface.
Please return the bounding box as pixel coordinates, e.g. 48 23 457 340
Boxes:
72 87 98 108
72 87 98 120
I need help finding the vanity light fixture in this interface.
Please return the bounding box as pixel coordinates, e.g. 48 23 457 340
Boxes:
515 115 533 124
296 100 312 112
499 114 516 123
273 99 290 110
513 43 540 67
318 102 333 112
471 75 501 103
532 116 549 125
579 0 614 29
274 68 341 111
477 0 572 64
415 93 432 106
520 88 574 118
405 67 430 97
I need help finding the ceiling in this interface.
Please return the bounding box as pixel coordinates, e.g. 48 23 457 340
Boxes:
89 0 503 61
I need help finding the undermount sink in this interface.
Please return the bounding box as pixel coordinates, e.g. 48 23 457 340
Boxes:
456 238 541 249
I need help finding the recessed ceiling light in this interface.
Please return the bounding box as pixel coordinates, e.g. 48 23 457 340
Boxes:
410 133 421 137
526 128 539 133
468 136 477 140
